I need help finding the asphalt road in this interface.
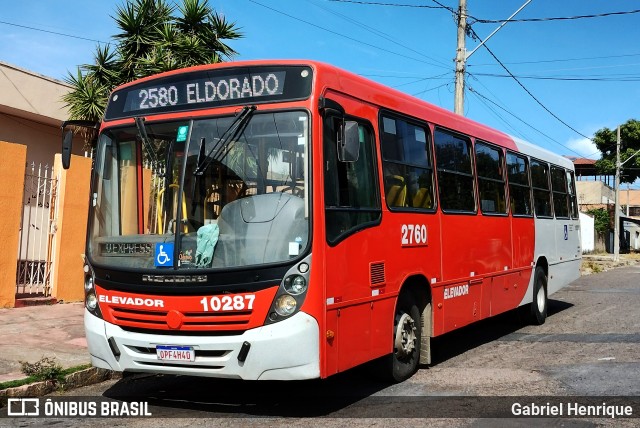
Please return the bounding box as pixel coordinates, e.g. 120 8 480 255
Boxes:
5 264 640 426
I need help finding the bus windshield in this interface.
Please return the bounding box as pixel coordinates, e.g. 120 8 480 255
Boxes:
88 110 310 270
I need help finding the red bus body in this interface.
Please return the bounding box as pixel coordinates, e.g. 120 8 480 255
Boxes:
78 60 581 381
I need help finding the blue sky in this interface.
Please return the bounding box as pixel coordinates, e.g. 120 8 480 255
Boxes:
1 0 639 171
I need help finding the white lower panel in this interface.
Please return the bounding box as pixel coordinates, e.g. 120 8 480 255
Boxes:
85 310 320 380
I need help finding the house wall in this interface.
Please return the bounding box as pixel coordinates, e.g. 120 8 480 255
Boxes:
0 141 27 307
51 154 92 303
0 62 92 306
0 61 86 166
576 181 615 206
0 114 85 167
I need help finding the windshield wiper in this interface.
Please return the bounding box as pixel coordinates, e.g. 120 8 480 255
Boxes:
193 105 257 176
134 116 161 168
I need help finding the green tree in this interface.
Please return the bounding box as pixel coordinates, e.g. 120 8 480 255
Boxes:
593 119 640 184
63 0 242 124
586 208 610 237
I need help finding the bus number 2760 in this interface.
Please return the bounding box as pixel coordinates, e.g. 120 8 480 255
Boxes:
401 224 428 247
199 295 256 312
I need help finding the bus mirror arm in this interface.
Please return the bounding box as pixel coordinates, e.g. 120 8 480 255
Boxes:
319 98 359 162
318 97 345 116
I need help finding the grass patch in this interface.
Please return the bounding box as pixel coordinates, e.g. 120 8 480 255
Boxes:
0 362 92 391
583 261 603 273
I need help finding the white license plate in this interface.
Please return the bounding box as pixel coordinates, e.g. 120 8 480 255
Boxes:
156 345 195 362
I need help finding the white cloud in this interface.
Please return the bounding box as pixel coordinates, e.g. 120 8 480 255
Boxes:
566 137 598 158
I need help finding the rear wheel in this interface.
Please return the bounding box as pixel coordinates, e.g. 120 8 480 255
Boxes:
530 266 548 325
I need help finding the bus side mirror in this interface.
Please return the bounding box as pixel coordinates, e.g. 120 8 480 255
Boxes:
338 121 359 163
62 130 73 169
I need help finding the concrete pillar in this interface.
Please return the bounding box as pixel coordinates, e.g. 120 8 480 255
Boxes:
51 154 91 303
0 141 27 308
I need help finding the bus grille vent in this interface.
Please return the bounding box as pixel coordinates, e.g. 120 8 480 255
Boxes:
370 262 386 285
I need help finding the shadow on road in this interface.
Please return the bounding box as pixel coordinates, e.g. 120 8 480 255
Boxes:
430 299 573 365
101 299 574 417
103 367 391 417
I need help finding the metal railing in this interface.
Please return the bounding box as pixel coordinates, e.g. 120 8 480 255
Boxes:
16 162 59 296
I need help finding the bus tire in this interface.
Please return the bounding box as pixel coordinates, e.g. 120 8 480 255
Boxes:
386 292 421 382
530 266 548 325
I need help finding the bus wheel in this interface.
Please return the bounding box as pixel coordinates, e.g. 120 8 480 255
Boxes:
390 293 421 382
530 266 548 325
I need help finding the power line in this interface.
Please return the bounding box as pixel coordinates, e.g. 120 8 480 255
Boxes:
248 0 451 69
467 74 533 141
361 71 640 82
467 85 587 158
332 1 640 27
471 9 640 24
0 20 107 44
469 28 592 141
359 73 451 79
411 80 453 97
470 52 640 67
468 89 529 141
327 0 448 9
308 0 451 68
471 73 640 82
392 72 451 88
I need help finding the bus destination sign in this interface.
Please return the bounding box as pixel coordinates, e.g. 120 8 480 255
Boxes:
104 65 313 120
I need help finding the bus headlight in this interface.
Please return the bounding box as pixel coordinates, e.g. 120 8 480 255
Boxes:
83 264 103 319
265 255 311 325
274 295 297 316
84 275 94 292
283 275 307 295
86 293 98 310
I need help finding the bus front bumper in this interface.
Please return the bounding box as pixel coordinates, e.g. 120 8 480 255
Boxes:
85 309 320 380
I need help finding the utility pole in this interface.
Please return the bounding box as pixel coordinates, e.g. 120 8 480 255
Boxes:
453 0 531 116
612 124 640 259
614 126 621 262
453 0 467 115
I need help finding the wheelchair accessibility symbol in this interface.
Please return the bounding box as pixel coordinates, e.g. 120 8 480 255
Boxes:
155 243 174 267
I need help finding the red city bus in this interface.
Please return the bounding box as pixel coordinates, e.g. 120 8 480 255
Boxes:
62 60 581 382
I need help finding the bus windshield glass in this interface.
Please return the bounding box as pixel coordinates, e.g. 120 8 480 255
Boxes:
88 110 310 270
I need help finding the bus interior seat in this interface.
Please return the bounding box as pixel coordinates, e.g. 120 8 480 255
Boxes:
385 175 407 207
412 187 432 209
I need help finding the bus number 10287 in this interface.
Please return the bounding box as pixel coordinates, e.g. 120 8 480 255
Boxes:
199 294 256 312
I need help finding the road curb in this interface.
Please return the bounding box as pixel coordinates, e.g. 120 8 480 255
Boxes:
0 368 117 398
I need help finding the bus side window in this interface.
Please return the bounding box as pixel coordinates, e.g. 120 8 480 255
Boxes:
506 152 532 216
434 128 475 213
324 116 380 244
475 141 507 214
531 160 552 218
380 114 434 211
551 166 569 218
567 170 579 219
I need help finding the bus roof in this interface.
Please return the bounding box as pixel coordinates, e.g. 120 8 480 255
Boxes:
110 59 573 169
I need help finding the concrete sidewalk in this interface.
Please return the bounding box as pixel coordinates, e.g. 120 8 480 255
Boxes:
0 302 90 383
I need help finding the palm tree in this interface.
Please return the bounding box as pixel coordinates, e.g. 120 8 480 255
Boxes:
63 0 242 125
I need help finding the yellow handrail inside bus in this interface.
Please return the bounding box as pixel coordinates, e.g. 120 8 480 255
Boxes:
156 184 188 234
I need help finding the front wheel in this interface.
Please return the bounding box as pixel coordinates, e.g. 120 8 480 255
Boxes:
530 266 548 325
